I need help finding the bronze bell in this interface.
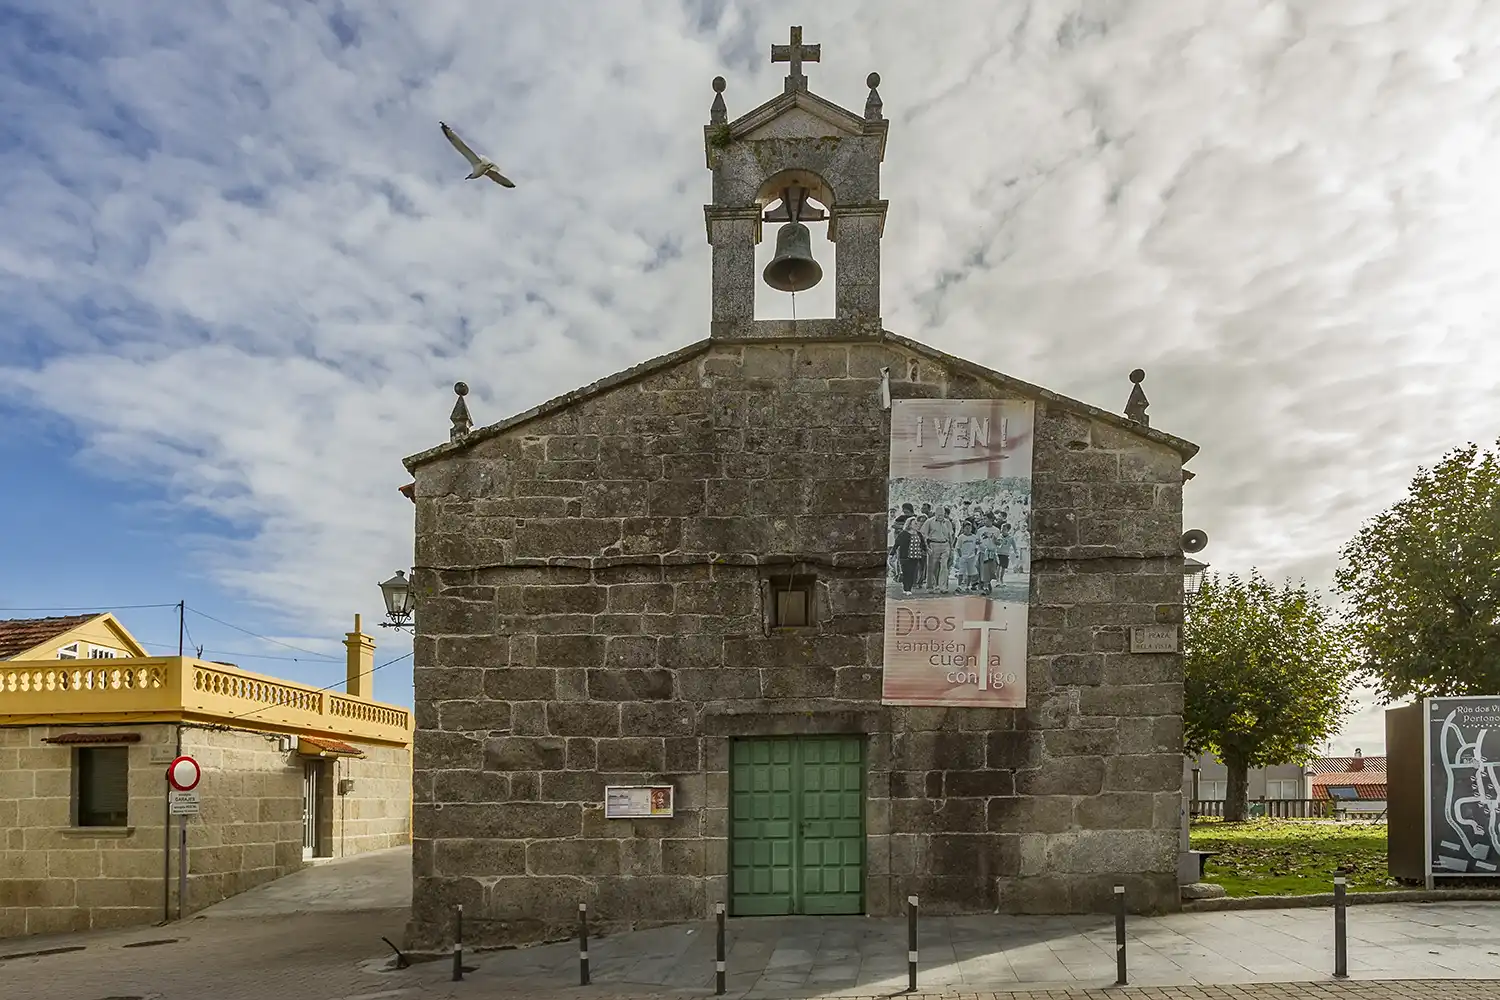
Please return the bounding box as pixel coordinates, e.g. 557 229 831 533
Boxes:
763 222 823 293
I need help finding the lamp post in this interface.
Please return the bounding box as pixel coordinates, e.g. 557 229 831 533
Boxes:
1184 557 1209 599
378 570 415 631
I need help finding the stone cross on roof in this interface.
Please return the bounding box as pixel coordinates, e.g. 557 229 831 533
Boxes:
771 25 820 94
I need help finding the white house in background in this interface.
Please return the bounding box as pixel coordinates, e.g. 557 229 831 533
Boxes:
1183 751 1308 802
1309 749 1387 817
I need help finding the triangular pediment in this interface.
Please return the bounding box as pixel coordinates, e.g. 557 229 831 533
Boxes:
404 332 1199 470
726 89 866 142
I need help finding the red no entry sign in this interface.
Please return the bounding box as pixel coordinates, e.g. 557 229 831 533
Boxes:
166 755 201 791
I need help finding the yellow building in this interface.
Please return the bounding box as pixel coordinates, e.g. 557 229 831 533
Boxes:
0 612 413 938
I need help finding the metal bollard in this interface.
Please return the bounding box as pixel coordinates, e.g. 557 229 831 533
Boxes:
1333 869 1348 979
1114 884 1127 986
907 894 919 992
715 902 726 995
579 902 591 985
452 904 464 982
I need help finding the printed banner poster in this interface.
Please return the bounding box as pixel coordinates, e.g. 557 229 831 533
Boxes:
882 398 1034 708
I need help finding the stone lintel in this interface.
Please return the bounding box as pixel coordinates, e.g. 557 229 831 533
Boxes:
709 318 885 342
699 701 887 738
703 204 764 244
827 200 889 241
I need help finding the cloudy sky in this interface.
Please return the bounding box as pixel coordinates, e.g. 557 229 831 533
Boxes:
3 0 1498 755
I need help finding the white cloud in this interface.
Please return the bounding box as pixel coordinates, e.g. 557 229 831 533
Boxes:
4 1 1499 742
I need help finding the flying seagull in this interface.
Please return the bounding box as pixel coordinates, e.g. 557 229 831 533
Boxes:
439 121 515 188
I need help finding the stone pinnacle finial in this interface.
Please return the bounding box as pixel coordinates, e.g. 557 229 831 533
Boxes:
1124 368 1150 426
865 72 883 120
450 381 472 442
771 25 820 94
710 75 727 125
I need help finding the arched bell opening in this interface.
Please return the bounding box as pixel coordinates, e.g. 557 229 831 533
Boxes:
754 170 836 321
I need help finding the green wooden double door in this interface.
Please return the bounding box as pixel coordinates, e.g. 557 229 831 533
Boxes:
729 736 865 916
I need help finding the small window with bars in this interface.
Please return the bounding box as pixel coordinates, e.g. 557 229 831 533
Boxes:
88 647 118 659
75 747 130 827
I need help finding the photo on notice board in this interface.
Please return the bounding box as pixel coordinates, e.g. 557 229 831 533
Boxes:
882 398 1034 708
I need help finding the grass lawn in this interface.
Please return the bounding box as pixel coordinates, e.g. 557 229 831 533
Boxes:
1191 819 1398 897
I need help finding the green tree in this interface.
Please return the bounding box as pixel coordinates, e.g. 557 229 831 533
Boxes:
1336 440 1500 703
1184 571 1357 823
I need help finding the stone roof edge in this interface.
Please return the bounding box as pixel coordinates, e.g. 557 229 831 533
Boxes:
402 331 1200 471
402 340 716 471
724 88 868 139
884 333 1201 463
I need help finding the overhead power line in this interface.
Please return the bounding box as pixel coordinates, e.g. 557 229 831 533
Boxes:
0 603 181 611
184 606 342 662
2 602 357 666
138 640 341 665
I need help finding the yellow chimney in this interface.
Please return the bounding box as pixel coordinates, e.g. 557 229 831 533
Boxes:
344 614 376 699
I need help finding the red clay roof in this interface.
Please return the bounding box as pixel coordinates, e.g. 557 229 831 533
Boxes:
1308 755 1386 774
42 733 142 745
0 614 99 659
1311 773 1387 800
299 736 364 757
1320 779 1386 803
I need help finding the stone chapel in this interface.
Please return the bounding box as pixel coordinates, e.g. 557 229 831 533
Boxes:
401 29 1199 952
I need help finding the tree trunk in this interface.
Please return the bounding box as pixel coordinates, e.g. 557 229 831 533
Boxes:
1224 752 1250 823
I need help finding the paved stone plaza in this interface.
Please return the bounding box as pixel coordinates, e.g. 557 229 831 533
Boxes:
452 902 1500 997
7 893 1500 1000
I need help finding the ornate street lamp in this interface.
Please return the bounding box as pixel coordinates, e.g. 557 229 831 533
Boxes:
1184 557 1209 599
378 570 415 631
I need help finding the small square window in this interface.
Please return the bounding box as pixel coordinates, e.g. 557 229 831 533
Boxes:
76 747 130 827
768 575 816 629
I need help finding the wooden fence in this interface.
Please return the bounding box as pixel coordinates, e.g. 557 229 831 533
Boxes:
1190 798 1334 819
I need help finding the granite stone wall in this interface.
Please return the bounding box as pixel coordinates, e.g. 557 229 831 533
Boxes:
0 723 411 938
0 724 178 937
406 338 1188 952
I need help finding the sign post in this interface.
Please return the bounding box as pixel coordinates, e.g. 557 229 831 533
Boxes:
166 755 201 919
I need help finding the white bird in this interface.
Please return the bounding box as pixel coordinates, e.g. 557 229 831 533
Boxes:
439 121 515 188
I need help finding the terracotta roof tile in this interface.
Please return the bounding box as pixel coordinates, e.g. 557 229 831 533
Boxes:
1311 774 1387 800
42 733 142 745
298 736 365 757
0 615 99 659
1308 756 1386 774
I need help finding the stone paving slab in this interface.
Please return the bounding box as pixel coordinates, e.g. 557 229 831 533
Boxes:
197 844 412 918
4 899 1500 1000
405 985 1500 1000
432 902 1500 998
